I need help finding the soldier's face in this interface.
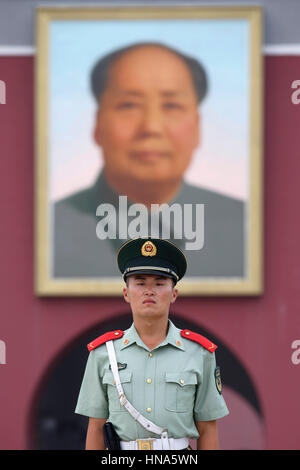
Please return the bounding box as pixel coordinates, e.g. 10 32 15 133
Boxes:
94 46 200 186
123 274 178 319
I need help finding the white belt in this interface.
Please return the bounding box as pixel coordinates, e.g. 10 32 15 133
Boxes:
106 341 168 439
120 437 189 450
106 341 188 451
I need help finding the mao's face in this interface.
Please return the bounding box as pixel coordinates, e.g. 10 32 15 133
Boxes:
94 46 200 187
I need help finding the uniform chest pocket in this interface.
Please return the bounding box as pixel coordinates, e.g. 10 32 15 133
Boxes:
165 372 197 412
103 371 132 412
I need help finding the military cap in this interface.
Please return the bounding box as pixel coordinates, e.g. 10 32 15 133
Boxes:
117 238 187 284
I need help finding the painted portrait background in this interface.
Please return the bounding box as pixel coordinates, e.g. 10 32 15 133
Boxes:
49 19 249 203
35 8 262 295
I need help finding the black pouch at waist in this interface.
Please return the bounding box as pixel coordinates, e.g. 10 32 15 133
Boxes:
103 422 121 450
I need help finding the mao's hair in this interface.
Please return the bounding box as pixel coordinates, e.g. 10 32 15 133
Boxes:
90 42 208 105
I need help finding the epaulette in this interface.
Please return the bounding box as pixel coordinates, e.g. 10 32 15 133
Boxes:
181 329 217 353
87 330 124 351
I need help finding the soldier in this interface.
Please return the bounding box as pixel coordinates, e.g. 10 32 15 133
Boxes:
75 238 229 450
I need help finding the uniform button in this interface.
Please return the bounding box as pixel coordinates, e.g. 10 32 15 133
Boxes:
123 339 129 345
146 408 152 413
146 378 152 384
149 352 153 358
180 379 185 385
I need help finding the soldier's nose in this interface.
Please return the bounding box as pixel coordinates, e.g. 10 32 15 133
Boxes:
145 290 154 295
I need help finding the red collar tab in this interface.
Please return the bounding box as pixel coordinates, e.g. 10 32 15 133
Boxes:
87 330 124 351
181 329 217 353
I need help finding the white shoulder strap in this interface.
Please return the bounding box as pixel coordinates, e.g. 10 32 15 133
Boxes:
106 340 169 444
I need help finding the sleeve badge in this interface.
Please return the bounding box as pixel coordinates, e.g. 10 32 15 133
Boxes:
214 366 222 395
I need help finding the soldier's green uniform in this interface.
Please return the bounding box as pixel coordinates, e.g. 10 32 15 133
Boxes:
75 319 229 441
75 238 229 449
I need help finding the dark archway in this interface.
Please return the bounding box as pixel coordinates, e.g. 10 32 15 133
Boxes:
28 313 263 449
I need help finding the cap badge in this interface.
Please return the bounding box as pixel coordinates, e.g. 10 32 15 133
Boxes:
141 240 157 257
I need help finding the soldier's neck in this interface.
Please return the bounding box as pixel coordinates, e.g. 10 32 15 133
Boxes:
133 316 169 350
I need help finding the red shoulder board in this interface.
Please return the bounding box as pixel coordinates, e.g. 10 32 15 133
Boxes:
87 330 124 351
181 329 217 353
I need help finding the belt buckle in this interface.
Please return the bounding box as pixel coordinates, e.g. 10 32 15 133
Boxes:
136 439 154 450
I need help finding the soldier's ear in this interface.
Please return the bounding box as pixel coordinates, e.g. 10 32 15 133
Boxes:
123 286 130 304
171 288 178 304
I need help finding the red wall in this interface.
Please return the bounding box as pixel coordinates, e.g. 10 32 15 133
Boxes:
0 55 300 450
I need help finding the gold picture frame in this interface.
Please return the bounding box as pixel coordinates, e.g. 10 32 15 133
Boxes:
35 5 263 296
